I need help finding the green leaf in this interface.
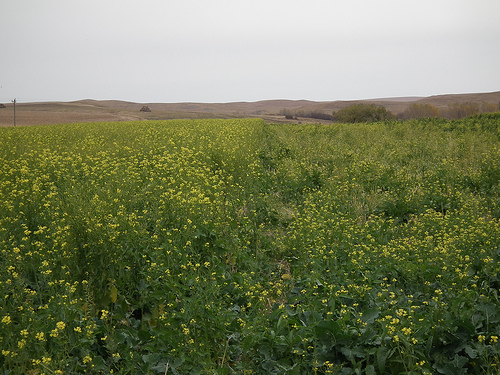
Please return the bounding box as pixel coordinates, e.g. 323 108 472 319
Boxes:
151 362 169 374
143 353 162 365
376 346 390 373
302 310 323 326
464 345 478 359
138 329 151 342
341 346 366 365
92 356 107 372
425 335 434 358
315 320 349 346
261 359 278 372
435 354 468 375
361 308 380 324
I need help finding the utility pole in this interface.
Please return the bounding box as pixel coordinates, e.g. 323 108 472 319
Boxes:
12 98 16 126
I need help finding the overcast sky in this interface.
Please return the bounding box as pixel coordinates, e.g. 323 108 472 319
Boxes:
1 0 499 103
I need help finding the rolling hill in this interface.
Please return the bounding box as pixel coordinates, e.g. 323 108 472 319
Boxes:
0 91 499 127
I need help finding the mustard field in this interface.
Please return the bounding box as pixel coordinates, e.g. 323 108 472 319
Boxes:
1 115 500 374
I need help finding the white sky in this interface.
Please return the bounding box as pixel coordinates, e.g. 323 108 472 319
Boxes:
1 0 499 103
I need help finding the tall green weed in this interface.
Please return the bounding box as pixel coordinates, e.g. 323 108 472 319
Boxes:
0 117 499 374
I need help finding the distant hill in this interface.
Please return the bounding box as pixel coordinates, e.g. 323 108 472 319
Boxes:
1 91 499 127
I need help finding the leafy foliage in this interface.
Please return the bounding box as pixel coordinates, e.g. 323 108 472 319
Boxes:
1 117 500 374
400 103 440 120
333 103 395 123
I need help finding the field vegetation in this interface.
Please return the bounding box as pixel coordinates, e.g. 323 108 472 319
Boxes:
1 115 500 374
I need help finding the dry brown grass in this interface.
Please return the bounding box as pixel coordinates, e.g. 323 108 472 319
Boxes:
1 91 498 127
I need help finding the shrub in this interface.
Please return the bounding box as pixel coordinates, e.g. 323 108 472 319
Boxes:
333 103 395 123
443 102 480 119
296 111 334 121
400 103 440 120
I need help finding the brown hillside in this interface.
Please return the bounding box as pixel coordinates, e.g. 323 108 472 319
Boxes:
0 91 498 127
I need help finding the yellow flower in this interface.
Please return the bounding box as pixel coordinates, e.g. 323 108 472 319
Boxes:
478 335 486 343
402 327 412 336
36 332 45 341
1 315 11 325
56 321 66 330
491 335 498 344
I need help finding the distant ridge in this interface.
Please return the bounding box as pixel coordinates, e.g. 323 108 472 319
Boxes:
371 96 423 102
1 91 499 127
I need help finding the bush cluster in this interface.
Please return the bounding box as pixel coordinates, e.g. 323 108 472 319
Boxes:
333 104 396 123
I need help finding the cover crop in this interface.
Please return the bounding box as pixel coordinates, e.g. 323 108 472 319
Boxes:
1 116 499 374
